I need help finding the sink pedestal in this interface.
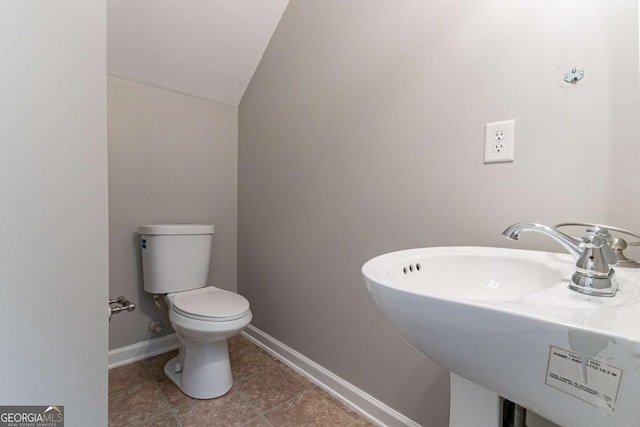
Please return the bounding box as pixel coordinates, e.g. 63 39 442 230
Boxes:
450 374 501 427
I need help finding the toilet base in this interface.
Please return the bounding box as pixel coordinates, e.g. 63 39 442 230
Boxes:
165 341 233 399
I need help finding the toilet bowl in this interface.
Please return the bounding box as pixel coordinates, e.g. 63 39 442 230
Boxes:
138 224 252 399
164 287 251 399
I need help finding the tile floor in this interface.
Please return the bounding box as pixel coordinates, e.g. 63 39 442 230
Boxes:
109 335 376 426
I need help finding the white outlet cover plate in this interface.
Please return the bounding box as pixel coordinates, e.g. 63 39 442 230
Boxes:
484 119 515 163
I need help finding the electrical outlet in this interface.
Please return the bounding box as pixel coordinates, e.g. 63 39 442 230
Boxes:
484 120 515 163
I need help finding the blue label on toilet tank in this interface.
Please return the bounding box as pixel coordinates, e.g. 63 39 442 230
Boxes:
141 239 147 249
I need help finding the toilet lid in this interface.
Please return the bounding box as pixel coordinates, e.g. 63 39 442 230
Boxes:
172 287 250 321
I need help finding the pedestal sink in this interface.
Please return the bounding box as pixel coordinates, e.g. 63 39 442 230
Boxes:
362 247 640 427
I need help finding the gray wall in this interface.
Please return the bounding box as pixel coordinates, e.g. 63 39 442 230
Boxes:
238 1 640 425
0 1 109 424
108 76 238 349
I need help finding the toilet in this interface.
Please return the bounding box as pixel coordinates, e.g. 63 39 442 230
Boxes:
138 224 252 399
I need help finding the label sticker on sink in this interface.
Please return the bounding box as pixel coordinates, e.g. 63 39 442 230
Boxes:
545 346 622 411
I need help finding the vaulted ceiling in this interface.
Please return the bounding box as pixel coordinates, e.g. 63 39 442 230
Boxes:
108 0 289 106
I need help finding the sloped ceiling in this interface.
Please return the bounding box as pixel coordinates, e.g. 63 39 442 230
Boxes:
108 0 289 106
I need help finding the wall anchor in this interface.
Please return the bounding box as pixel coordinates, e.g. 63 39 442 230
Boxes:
564 67 584 84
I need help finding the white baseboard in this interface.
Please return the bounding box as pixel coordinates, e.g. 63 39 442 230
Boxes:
242 325 421 427
108 334 180 369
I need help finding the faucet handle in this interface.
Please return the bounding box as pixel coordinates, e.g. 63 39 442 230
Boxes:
571 227 619 297
582 226 611 246
555 222 640 268
581 227 617 266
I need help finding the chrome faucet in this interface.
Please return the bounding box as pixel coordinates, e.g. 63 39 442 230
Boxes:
502 223 618 297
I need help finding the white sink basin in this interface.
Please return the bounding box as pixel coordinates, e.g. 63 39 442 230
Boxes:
363 247 640 427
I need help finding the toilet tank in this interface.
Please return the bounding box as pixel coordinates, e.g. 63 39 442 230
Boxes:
138 224 215 294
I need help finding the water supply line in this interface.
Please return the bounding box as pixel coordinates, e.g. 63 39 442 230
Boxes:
153 294 169 311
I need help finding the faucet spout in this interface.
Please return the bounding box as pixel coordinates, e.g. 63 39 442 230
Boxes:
501 223 582 259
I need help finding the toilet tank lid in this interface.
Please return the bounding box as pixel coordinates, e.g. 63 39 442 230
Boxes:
138 224 215 235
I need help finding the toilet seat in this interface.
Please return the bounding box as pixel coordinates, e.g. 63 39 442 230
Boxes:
172 287 250 322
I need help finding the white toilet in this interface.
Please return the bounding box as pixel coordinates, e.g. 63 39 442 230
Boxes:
138 224 252 399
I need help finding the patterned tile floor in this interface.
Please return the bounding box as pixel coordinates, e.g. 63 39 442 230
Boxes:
108 335 376 426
